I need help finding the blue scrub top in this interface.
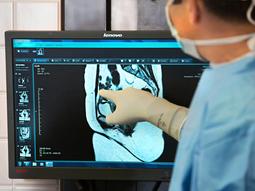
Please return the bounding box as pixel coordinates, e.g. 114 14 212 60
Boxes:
169 52 255 191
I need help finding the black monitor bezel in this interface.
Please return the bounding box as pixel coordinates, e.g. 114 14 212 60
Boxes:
5 31 175 180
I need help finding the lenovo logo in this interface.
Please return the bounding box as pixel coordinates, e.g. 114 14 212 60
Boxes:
103 33 123 38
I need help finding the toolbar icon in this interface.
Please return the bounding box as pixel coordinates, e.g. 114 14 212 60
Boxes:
36 48 44 56
46 161 53 167
19 91 29 103
23 161 31 167
19 109 31 122
18 127 31 141
20 145 31 158
17 161 22 167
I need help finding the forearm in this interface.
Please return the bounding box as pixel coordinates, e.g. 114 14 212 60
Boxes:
146 97 188 141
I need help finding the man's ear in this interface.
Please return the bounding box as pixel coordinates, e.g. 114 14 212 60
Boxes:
187 0 201 25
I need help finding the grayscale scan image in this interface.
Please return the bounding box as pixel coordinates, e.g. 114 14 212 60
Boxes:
84 64 164 162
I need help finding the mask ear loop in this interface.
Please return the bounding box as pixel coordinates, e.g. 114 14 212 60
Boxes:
247 0 255 25
246 0 255 50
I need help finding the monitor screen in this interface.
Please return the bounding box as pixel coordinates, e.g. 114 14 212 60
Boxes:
6 31 208 180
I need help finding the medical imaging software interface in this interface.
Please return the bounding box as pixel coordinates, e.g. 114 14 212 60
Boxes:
12 39 208 168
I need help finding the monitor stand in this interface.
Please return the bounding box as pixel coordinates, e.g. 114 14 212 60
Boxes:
60 180 97 191
60 179 165 191
60 180 137 191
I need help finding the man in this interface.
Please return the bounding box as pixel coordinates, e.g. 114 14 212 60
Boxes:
100 0 255 190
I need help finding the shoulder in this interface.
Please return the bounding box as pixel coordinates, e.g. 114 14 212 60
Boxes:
206 70 255 125
199 70 255 146
193 64 255 189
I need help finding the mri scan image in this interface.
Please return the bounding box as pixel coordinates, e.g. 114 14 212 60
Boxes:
84 64 164 162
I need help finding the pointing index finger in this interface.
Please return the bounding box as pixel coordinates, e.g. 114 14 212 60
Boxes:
99 89 118 102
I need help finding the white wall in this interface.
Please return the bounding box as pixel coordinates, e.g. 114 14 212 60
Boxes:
0 0 60 190
111 0 137 30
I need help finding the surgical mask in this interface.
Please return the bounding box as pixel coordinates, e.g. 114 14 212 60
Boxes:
165 0 255 61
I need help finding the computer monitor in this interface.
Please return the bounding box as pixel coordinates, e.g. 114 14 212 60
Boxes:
5 31 208 180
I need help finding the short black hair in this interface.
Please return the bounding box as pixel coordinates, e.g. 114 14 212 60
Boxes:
203 0 252 23
172 0 253 23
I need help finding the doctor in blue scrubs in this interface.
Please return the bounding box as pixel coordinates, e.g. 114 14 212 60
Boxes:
99 0 255 190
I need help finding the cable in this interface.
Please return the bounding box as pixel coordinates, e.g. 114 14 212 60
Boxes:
75 180 96 191
75 180 85 191
106 0 112 30
152 181 162 191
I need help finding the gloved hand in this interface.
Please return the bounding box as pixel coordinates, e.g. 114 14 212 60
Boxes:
99 87 188 140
